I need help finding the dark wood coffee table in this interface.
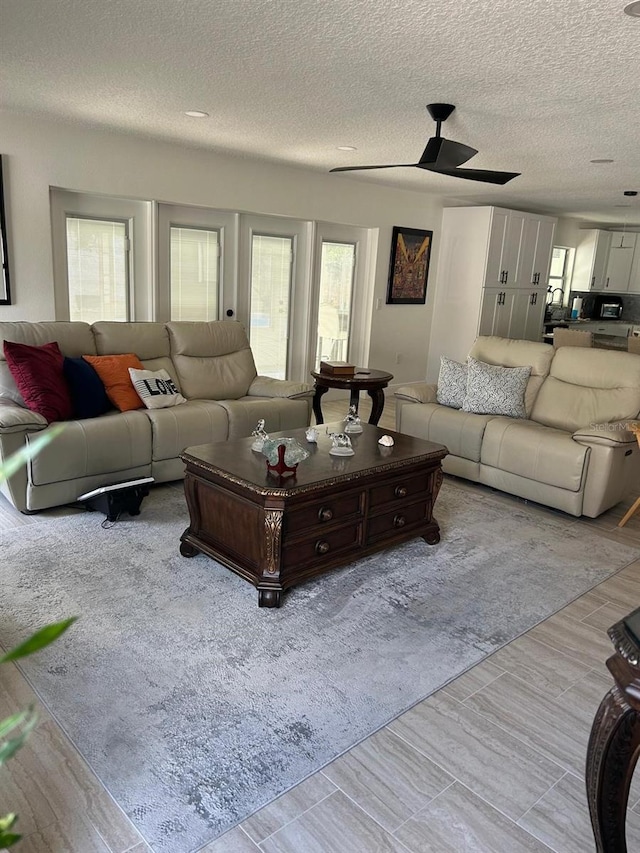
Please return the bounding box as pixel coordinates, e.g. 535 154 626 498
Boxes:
311 368 394 426
179 423 447 607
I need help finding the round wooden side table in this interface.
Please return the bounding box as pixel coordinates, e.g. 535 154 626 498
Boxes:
310 367 394 426
586 607 640 852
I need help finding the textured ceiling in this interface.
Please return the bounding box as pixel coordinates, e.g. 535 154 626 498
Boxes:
2 0 640 224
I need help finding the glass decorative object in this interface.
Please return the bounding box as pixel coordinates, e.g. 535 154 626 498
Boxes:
343 404 363 434
261 437 310 477
328 432 355 457
251 418 270 452
305 426 319 443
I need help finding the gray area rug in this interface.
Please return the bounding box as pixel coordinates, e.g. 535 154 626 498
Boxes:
0 480 638 851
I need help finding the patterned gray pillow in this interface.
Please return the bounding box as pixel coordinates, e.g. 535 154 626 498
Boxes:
437 356 468 409
462 357 531 418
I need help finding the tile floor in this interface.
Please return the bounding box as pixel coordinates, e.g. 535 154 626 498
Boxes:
2 396 640 852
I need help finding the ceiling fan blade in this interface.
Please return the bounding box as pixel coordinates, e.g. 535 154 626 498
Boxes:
424 166 520 185
330 164 419 172
418 137 477 169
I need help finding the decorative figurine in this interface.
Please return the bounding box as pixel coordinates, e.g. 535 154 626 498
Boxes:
305 426 319 443
328 431 355 457
343 404 363 434
378 434 394 446
251 418 270 452
261 437 310 477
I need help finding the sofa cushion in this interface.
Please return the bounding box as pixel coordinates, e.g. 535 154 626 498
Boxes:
167 321 257 400
28 410 152 486
3 340 73 423
462 357 530 418
63 357 111 419
481 417 589 492
398 401 493 463
436 356 467 409
129 368 186 409
143 400 229 461
531 347 640 433
216 397 313 440
83 354 145 412
469 337 554 416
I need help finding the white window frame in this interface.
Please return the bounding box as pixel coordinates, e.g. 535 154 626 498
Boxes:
51 189 153 321
239 215 313 382
156 204 238 322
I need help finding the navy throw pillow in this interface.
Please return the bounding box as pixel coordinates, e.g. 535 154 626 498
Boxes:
63 357 112 419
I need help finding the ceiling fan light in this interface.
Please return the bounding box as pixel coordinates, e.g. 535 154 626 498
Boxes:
624 1 640 16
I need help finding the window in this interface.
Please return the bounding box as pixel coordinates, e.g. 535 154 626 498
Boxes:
249 234 293 379
66 217 129 322
315 241 355 369
547 246 570 305
51 190 152 320
52 191 374 382
170 227 219 320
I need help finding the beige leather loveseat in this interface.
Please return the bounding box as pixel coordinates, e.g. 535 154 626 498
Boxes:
0 320 313 512
395 336 640 517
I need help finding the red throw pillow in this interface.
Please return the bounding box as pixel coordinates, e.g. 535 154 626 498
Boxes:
3 340 73 423
82 354 145 412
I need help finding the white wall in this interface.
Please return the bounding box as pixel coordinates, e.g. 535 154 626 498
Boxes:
0 112 444 386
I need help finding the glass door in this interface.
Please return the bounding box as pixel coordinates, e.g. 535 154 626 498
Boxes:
157 204 238 322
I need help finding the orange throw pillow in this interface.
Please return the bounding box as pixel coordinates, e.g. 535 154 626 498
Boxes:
83 354 145 412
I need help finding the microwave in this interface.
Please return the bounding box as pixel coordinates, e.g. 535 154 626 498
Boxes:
595 295 623 319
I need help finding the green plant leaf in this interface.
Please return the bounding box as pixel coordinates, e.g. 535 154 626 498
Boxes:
0 617 77 665
0 424 64 485
0 831 21 850
0 712 38 766
0 710 31 740
0 815 16 833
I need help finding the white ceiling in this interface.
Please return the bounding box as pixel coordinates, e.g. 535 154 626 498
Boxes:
2 0 640 225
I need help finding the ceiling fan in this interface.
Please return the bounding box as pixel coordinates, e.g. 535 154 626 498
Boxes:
330 103 520 185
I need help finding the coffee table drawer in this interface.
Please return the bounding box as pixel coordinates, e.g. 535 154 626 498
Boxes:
286 491 363 533
282 522 363 569
369 472 429 508
367 500 428 542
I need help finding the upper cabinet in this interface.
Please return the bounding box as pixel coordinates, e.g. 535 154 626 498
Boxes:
604 232 637 291
427 206 557 371
571 229 639 293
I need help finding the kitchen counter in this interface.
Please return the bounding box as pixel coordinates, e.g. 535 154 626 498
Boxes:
543 319 639 350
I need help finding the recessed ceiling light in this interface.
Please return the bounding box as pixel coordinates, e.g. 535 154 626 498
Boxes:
337 146 357 151
624 1 640 16
184 110 209 118
590 158 614 164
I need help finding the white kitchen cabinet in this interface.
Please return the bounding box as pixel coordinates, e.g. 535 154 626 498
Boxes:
603 231 637 292
427 206 557 375
571 230 611 292
511 289 546 341
478 287 517 337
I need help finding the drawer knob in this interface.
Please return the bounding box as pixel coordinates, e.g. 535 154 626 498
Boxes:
318 507 333 522
315 540 330 555
393 514 406 528
394 486 407 498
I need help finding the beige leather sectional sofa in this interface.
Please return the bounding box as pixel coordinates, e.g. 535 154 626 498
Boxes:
0 321 313 512
395 336 640 518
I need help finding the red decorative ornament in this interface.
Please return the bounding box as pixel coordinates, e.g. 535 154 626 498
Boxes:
266 443 299 477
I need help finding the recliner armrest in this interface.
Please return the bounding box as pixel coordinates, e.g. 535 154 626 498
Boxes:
247 376 314 399
572 421 637 448
394 383 438 404
0 398 48 434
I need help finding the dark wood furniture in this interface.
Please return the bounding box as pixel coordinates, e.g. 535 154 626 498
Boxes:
179 423 447 607
586 608 640 851
310 367 394 426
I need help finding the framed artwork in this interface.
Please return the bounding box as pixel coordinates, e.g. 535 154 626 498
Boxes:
0 156 11 305
386 226 433 304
